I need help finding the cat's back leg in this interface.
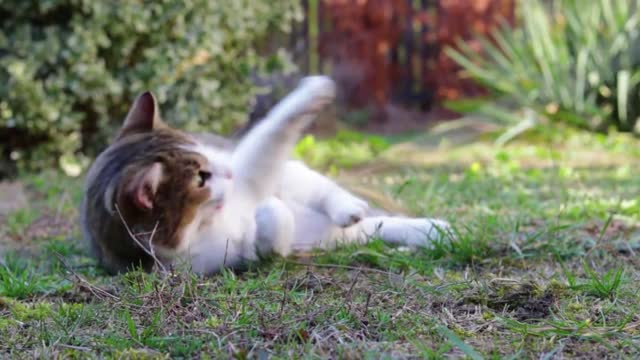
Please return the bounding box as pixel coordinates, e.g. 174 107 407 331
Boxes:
255 197 295 257
345 216 452 247
278 160 369 228
314 216 451 250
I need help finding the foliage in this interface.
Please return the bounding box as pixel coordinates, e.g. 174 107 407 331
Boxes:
293 130 390 173
0 254 68 299
0 0 301 175
446 0 640 135
567 262 625 300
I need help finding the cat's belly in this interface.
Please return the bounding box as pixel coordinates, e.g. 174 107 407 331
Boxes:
185 208 258 274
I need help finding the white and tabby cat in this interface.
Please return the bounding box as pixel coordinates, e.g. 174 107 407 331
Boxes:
81 76 450 274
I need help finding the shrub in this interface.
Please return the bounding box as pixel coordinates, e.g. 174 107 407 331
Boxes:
446 0 640 135
294 130 390 173
0 0 301 176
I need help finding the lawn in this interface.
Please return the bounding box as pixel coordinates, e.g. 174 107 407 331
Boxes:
0 125 639 359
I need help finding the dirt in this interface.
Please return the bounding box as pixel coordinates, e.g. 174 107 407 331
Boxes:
0 181 27 217
9 214 75 242
465 281 557 322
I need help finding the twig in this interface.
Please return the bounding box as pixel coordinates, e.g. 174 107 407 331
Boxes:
363 292 372 318
285 260 395 276
223 238 230 267
279 266 289 318
54 253 119 301
57 343 92 352
344 268 362 306
147 221 162 271
114 204 166 272
282 306 330 326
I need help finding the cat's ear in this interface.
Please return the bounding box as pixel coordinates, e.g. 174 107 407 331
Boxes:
127 162 163 211
118 91 165 139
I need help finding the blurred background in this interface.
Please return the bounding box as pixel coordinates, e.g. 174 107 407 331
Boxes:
0 0 638 177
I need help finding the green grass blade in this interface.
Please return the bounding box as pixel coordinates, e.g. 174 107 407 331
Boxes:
445 46 516 94
575 48 589 113
617 70 630 124
124 309 140 342
436 326 484 360
476 36 513 72
495 109 537 146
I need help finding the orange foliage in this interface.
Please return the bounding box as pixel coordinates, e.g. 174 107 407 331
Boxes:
316 0 515 114
433 0 515 100
320 0 409 111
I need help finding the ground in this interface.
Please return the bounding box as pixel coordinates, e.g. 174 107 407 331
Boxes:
0 123 639 359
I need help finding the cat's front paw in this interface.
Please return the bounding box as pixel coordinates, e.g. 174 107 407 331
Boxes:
326 192 369 228
273 76 336 128
296 76 336 113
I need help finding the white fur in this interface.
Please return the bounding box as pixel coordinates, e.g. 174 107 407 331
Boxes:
156 76 450 274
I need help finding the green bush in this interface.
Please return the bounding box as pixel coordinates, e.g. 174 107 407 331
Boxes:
0 0 301 176
294 130 390 173
446 0 640 135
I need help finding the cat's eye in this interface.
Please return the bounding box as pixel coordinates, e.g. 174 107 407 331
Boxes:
197 170 211 187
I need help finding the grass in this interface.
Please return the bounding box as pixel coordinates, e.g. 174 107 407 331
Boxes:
0 125 639 358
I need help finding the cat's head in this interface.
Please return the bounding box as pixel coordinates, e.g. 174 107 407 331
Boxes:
89 91 233 258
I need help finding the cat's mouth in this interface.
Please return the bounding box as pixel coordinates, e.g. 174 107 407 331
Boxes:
204 194 225 211
202 200 224 211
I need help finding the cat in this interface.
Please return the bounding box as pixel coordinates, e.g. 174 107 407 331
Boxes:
81 76 451 275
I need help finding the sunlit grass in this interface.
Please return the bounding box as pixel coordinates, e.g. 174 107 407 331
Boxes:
0 128 638 357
